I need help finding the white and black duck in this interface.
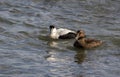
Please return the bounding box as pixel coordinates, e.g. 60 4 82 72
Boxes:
49 25 76 39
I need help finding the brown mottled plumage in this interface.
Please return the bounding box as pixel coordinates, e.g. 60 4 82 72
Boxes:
74 30 102 49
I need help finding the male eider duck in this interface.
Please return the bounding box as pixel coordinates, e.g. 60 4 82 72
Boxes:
74 30 102 49
49 25 76 39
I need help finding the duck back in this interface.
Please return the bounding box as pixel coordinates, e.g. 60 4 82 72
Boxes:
83 38 102 49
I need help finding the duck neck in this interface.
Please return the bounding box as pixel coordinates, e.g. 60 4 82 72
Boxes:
78 37 86 46
50 28 58 39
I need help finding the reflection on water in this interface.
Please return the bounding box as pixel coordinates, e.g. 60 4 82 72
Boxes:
74 49 86 64
0 0 120 77
48 41 58 48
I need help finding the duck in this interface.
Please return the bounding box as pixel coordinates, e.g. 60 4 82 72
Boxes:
74 30 102 49
49 25 76 39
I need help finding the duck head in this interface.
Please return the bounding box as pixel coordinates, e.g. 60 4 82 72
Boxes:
49 25 55 29
49 25 58 39
49 25 57 33
76 30 86 40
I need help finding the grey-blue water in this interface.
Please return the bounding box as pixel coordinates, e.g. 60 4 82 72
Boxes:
0 0 120 77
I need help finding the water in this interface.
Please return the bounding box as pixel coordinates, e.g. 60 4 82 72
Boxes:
0 0 120 77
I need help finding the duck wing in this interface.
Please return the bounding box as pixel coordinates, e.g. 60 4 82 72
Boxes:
59 32 76 39
85 38 97 43
85 38 102 48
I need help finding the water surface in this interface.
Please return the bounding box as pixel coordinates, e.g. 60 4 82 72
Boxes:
0 0 120 77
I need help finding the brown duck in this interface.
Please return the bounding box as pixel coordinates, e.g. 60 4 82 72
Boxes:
74 30 102 49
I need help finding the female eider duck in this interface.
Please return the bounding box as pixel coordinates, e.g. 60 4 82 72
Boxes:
74 30 102 49
49 25 76 39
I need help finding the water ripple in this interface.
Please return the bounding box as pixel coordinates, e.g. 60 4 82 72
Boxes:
0 0 120 77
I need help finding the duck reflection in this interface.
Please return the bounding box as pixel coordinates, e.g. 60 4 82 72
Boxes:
74 49 86 64
47 39 70 49
47 40 59 48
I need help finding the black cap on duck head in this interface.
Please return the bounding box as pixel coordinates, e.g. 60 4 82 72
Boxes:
49 25 55 29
